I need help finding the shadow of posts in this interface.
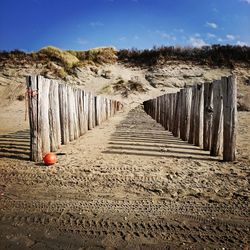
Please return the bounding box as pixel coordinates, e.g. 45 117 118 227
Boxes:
103 106 219 162
0 130 30 160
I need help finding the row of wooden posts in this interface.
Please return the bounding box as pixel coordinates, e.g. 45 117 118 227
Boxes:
143 75 237 162
27 75 122 161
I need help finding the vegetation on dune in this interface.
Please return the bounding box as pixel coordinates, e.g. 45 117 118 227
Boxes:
69 47 117 65
100 77 147 97
38 46 79 68
1 45 250 70
0 46 117 79
0 45 250 81
118 45 250 67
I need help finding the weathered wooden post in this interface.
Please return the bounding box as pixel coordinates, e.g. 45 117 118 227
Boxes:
203 82 213 150
95 96 100 126
78 89 85 136
173 91 180 137
88 92 93 130
38 76 51 156
27 75 39 161
222 76 237 161
92 95 96 127
210 80 223 156
73 88 80 139
184 87 192 141
169 93 175 133
169 94 172 132
67 86 75 141
160 95 164 126
156 96 161 123
59 83 69 145
162 94 167 130
153 98 157 120
188 84 196 144
165 94 169 130
194 83 204 147
49 79 61 151
179 89 185 140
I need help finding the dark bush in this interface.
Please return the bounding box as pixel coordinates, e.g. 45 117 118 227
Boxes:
117 45 250 67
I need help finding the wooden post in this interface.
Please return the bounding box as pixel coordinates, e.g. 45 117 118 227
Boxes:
83 91 88 132
38 76 51 156
222 76 237 161
105 98 109 120
78 89 85 136
165 94 169 130
88 92 93 130
173 92 180 137
159 96 163 126
188 85 196 144
92 95 96 127
74 88 80 139
169 93 174 132
102 97 105 122
183 88 192 141
27 75 39 161
179 89 185 140
67 86 75 141
210 80 223 156
101 97 103 123
95 96 101 126
162 94 168 129
194 83 204 147
59 83 69 145
92 93 96 127
108 100 111 118
203 82 214 150
49 79 61 152
153 98 156 120
156 97 160 123
160 95 165 126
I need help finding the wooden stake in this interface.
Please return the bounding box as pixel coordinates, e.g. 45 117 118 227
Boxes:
194 83 204 147
49 79 61 152
27 75 39 161
38 76 51 156
173 92 180 137
210 80 223 156
222 76 237 161
203 82 213 150
188 85 196 144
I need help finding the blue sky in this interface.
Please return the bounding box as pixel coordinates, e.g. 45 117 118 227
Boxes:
0 0 250 51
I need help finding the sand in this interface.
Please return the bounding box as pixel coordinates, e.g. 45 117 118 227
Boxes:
0 60 250 248
0 97 249 249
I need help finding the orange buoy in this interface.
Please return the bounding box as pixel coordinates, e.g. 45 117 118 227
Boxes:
43 153 57 166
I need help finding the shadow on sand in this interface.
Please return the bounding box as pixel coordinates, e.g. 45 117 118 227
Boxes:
0 130 30 160
103 107 219 162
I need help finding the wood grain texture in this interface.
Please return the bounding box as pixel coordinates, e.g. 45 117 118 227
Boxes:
203 82 213 151
49 79 61 152
210 80 223 156
194 83 204 147
173 92 180 137
188 85 196 144
27 75 39 161
38 76 51 156
222 76 237 161
59 84 69 145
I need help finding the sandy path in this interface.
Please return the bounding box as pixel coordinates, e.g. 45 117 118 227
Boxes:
0 105 249 249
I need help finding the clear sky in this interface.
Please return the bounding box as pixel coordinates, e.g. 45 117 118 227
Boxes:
0 0 250 51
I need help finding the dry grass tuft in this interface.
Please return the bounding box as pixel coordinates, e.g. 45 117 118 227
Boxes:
38 46 79 69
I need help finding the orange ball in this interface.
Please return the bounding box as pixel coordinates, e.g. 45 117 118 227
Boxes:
43 153 57 166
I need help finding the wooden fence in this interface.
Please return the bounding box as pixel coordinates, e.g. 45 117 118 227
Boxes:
143 75 237 162
27 75 122 161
